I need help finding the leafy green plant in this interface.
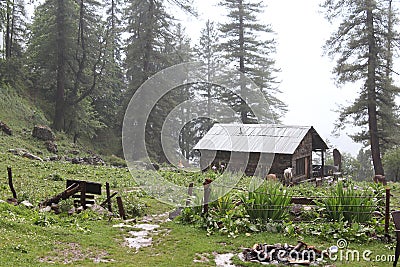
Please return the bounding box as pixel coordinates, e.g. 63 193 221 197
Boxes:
46 173 64 181
290 220 383 243
240 181 291 222
120 193 147 218
32 212 58 227
316 182 378 223
213 193 236 215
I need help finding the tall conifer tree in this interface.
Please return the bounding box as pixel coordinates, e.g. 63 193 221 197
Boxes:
323 0 400 175
219 0 286 123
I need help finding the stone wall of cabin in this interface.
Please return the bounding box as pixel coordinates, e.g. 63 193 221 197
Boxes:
199 129 315 181
292 130 313 179
269 154 292 178
199 150 272 177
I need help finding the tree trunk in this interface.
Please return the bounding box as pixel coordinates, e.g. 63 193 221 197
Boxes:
5 0 11 59
366 3 384 175
54 0 67 131
143 0 154 79
385 0 393 79
9 0 15 58
238 0 247 123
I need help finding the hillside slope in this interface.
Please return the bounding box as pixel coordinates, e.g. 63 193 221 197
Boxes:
0 84 124 166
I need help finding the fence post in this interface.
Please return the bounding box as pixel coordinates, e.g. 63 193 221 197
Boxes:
106 182 112 212
202 179 212 216
385 187 390 236
186 182 194 206
80 181 87 209
7 167 17 199
116 196 126 220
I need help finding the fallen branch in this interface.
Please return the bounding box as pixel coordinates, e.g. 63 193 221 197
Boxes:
40 183 81 207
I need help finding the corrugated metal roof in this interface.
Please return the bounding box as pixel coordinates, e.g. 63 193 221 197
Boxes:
194 124 316 154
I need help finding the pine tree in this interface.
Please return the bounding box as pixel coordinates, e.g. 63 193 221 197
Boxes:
323 0 400 175
0 0 27 85
28 0 111 138
195 20 221 118
124 0 195 162
94 0 125 129
218 0 286 123
1 0 26 60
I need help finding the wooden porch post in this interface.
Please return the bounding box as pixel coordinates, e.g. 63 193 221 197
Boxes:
321 150 325 179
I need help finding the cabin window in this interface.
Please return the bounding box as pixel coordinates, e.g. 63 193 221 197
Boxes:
296 157 306 175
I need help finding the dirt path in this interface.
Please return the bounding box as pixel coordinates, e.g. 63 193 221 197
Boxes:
114 212 238 266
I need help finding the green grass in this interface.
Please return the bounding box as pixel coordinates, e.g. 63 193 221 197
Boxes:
0 84 398 267
0 152 398 266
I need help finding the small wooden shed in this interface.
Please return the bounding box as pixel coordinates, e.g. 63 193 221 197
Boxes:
194 124 329 181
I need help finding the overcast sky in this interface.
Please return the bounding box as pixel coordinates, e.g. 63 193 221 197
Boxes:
175 0 369 156
21 0 394 156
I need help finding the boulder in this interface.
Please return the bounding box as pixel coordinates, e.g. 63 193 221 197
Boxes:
45 141 58 153
72 158 81 164
22 152 43 161
32 125 55 141
20 200 34 208
0 121 12 135
168 207 183 220
69 150 80 155
6 198 18 205
49 155 60 161
8 148 28 156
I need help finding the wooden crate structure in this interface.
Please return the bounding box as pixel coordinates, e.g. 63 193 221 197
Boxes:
66 180 101 209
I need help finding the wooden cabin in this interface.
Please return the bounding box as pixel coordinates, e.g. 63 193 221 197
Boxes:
194 124 329 182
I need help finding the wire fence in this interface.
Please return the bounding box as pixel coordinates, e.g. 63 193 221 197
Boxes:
186 181 393 233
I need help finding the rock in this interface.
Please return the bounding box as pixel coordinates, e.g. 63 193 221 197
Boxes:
49 155 59 161
32 125 55 141
45 141 58 153
51 203 60 214
83 157 93 165
8 148 28 156
76 206 84 213
168 207 183 220
69 150 80 155
68 207 76 215
290 204 303 216
91 155 105 165
9 148 43 161
6 198 18 205
22 152 43 161
39 206 52 212
0 121 12 135
90 204 111 216
20 200 34 208
72 158 81 164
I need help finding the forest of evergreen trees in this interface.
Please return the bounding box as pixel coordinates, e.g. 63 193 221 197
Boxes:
1 0 400 178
